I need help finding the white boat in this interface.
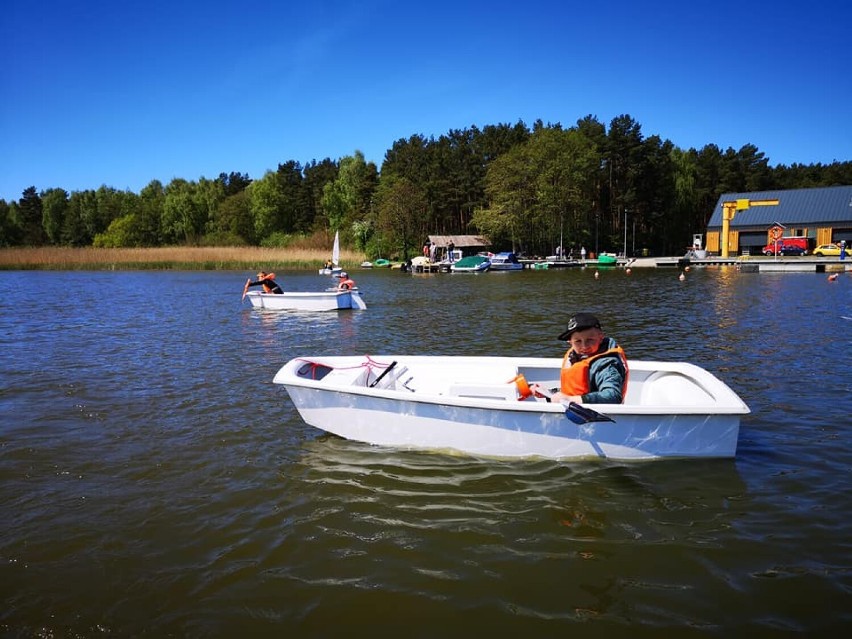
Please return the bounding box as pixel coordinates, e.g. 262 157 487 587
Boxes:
245 289 366 311
436 248 464 271
318 231 343 275
488 251 524 271
273 355 749 460
450 255 491 272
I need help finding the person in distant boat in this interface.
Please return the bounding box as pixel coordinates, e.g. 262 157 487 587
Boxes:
535 313 628 405
324 259 333 269
337 272 356 291
244 271 283 295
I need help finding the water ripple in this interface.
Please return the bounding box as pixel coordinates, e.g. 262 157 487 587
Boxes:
2 269 851 636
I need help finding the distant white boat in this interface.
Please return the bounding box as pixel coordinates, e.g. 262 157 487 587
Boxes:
245 289 366 311
274 355 750 460
319 231 343 275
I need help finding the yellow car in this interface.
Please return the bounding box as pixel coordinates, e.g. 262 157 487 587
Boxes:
812 243 849 257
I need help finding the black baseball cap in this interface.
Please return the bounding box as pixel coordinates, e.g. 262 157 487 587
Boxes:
558 313 602 340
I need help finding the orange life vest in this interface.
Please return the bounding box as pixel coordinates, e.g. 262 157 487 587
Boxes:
338 277 355 290
560 346 628 400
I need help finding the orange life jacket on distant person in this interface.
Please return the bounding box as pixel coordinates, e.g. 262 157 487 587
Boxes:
560 346 628 398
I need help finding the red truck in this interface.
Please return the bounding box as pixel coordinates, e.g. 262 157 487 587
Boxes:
762 237 810 256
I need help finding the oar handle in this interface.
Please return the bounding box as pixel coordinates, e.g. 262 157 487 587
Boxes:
369 361 398 388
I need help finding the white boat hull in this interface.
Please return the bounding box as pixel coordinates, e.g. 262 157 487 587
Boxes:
273 355 749 460
246 290 366 311
450 263 490 272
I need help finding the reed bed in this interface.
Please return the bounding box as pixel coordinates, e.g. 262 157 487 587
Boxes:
0 246 368 271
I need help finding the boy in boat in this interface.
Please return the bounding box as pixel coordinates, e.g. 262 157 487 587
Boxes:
337 272 356 291
539 313 628 404
244 271 283 294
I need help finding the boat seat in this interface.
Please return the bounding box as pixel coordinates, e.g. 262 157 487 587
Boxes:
639 371 715 407
325 361 521 398
447 382 519 401
370 364 413 391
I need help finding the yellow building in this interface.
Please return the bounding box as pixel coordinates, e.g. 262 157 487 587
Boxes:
706 186 852 256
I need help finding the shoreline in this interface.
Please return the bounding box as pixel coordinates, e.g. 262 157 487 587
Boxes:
0 246 368 271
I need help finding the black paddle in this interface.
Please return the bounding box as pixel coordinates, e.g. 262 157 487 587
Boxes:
565 402 615 424
369 361 398 387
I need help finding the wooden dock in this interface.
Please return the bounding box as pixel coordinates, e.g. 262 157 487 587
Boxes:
412 256 851 273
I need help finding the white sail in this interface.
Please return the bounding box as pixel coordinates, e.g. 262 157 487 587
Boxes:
332 231 340 266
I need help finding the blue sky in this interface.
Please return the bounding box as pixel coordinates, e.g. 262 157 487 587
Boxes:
1 0 849 202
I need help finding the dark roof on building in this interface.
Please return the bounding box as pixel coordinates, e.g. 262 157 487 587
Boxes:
707 185 852 230
428 234 490 248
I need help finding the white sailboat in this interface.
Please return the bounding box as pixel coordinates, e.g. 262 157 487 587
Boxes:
318 231 343 275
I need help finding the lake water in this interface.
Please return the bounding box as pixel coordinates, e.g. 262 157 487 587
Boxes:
1 266 851 637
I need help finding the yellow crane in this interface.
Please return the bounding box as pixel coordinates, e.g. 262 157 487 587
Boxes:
720 198 780 257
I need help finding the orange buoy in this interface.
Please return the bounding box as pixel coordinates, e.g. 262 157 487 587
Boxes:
625 268 632 275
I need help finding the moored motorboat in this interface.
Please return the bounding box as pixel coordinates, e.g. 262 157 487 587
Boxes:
436 248 464 272
245 289 366 311
450 255 491 272
273 354 750 460
488 251 524 271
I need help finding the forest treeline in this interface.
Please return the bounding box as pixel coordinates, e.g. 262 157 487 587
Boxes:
2 114 850 258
